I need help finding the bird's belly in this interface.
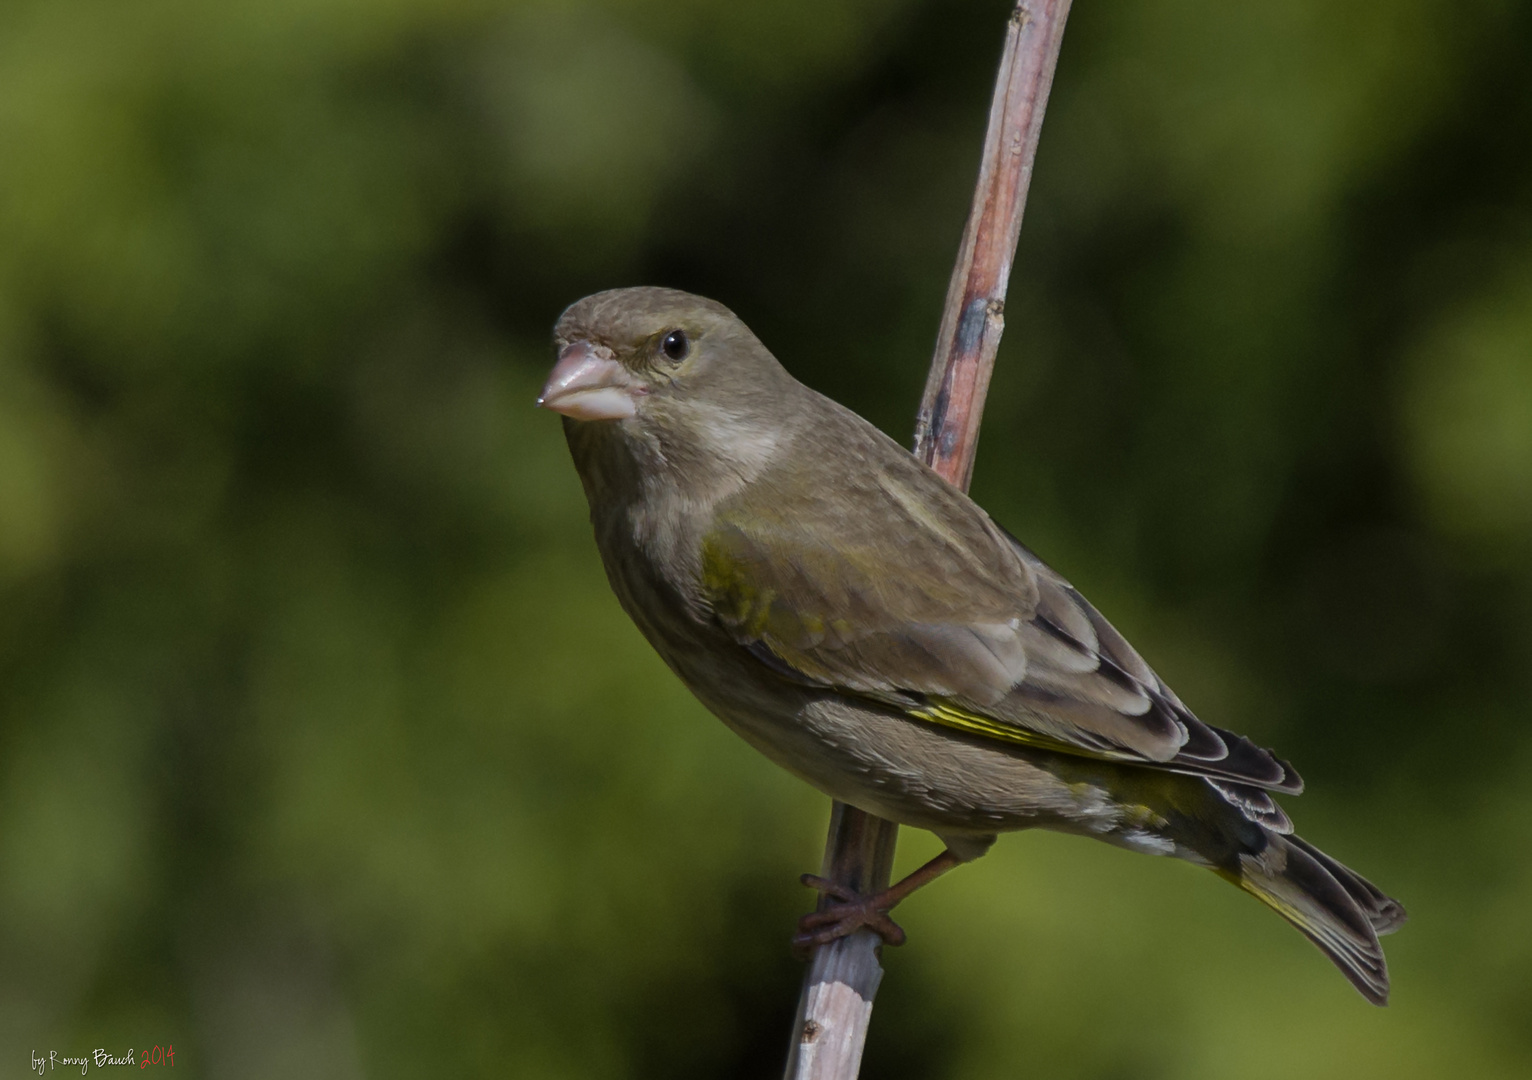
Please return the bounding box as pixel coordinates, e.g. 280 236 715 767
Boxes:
692 679 1127 841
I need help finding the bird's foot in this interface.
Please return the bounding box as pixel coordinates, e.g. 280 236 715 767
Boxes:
792 874 907 958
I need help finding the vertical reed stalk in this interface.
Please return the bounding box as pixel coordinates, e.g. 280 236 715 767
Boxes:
784 3 1074 1077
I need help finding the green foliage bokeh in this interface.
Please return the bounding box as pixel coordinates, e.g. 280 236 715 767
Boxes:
2 0 1530 1076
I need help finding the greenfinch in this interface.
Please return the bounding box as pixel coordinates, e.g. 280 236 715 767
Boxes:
540 286 1405 1004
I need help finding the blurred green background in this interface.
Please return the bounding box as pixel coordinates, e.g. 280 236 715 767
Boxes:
2 0 1531 1076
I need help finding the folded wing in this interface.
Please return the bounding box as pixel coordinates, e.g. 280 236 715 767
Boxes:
701 447 1300 802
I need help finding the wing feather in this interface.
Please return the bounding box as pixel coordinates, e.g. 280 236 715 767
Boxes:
700 430 1300 797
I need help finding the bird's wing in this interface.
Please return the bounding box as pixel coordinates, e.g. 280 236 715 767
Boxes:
701 447 1300 798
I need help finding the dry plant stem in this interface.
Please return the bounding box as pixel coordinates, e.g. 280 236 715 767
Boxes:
915 0 1074 488
785 3 1074 1079
782 803 897 1079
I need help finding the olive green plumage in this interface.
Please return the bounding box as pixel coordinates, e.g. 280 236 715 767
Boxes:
544 286 1405 1004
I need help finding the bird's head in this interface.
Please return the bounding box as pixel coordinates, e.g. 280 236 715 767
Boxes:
542 287 799 482
542 286 780 418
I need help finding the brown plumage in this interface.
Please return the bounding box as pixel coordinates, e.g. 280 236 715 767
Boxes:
540 286 1405 1003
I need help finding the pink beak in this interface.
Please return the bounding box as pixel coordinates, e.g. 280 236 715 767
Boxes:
537 341 638 421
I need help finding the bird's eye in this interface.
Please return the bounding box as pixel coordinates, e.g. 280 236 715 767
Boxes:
660 329 690 362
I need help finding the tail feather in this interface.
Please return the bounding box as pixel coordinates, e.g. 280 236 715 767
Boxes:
1287 834 1408 936
1228 832 1401 1005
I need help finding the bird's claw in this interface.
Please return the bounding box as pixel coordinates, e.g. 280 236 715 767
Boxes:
793 873 907 958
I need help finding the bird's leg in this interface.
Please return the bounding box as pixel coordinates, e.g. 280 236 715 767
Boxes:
793 848 965 955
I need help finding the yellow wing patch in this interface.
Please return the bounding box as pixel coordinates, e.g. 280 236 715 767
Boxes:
700 530 772 635
909 699 1157 770
911 700 1080 755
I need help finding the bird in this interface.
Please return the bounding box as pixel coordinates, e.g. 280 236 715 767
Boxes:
538 285 1406 1004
